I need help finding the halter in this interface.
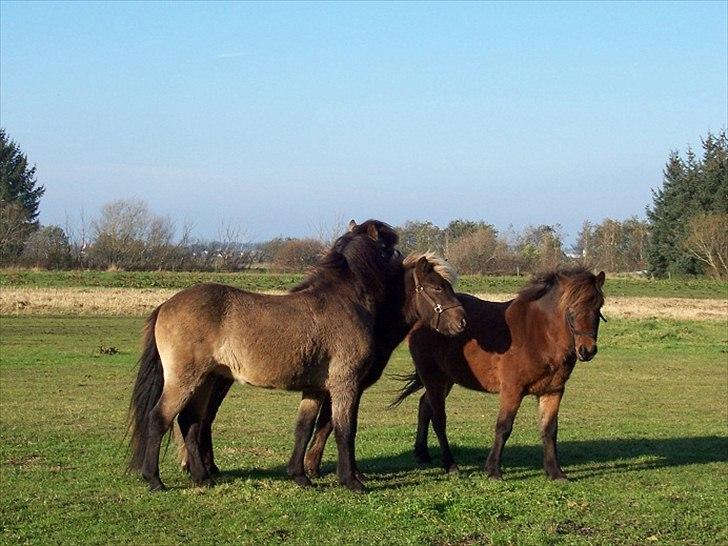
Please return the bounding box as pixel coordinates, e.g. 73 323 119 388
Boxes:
412 268 464 332
566 309 607 339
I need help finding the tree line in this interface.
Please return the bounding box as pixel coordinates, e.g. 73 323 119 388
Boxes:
1 129 726 278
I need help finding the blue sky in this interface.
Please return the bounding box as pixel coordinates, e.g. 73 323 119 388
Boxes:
1 1 726 243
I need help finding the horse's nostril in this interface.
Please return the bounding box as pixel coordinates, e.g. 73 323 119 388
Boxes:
460 318 467 328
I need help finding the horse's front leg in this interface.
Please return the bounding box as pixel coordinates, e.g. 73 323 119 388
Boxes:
304 393 368 482
303 393 332 478
538 390 567 480
330 380 364 493
287 390 326 487
484 389 523 480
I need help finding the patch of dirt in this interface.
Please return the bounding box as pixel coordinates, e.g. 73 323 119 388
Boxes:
1 287 725 320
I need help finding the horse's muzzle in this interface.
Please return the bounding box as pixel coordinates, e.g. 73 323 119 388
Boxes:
439 315 466 336
577 345 597 362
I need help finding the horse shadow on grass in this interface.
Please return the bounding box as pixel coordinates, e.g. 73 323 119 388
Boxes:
213 435 727 490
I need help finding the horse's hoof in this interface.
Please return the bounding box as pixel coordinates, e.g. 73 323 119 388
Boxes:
445 464 459 474
354 470 367 482
208 464 221 477
195 477 215 488
292 474 313 488
342 477 365 493
550 474 568 482
306 468 322 479
149 481 167 492
485 468 502 480
414 452 432 465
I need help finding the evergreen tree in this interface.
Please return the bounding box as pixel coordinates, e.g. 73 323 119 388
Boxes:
646 131 727 277
0 129 45 225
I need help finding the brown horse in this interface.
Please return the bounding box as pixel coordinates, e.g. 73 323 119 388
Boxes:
393 268 606 480
178 252 466 485
128 220 400 492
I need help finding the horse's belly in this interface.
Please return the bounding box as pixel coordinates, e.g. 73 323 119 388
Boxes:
217 343 327 390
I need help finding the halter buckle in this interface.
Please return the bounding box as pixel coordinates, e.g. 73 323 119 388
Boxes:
434 304 443 314
415 285 424 293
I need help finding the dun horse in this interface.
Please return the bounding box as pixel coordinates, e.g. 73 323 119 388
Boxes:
393 268 606 480
179 252 467 485
128 220 400 492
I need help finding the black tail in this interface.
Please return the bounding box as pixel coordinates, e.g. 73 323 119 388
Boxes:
390 371 425 408
127 306 164 473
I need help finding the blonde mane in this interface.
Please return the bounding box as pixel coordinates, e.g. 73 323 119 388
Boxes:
403 251 458 286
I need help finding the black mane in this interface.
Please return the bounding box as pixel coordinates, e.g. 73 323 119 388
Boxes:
517 266 594 302
290 220 398 297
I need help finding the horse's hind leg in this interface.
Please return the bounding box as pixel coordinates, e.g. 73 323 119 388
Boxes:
423 379 458 474
141 376 202 491
538 390 566 480
414 392 432 464
484 389 523 480
303 393 333 478
178 377 216 486
199 375 234 476
287 390 325 487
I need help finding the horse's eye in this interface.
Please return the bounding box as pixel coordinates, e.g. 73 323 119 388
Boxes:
434 286 443 292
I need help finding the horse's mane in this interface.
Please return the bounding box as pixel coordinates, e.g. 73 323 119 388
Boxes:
402 251 458 286
518 266 601 307
290 220 398 295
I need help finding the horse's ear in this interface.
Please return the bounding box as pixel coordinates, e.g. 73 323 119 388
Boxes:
415 256 432 274
595 271 605 288
367 223 379 241
348 219 357 232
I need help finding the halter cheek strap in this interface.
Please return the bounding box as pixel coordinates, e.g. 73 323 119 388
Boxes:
412 269 463 332
567 309 607 339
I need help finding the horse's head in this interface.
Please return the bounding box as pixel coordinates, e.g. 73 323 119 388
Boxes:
559 270 606 361
290 218 399 297
404 253 466 336
347 219 399 263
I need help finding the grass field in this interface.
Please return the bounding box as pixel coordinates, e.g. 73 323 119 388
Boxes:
2 268 726 299
1 314 726 545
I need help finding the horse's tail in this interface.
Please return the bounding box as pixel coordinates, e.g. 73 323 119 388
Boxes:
390 371 424 408
127 306 164 473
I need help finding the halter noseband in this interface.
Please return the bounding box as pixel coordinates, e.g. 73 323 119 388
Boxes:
566 309 607 339
412 268 463 332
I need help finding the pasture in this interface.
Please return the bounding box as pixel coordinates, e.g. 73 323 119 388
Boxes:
1 269 726 298
1 305 726 544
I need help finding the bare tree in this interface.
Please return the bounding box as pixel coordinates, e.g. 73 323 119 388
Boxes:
312 214 348 248
64 208 92 268
210 219 253 270
0 199 31 264
272 238 326 271
448 227 508 274
88 198 175 270
684 212 728 279
20 225 72 269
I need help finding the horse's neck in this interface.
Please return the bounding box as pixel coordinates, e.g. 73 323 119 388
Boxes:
377 271 410 337
521 295 574 363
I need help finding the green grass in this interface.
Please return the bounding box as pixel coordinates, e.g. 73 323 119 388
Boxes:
2 268 727 298
1 316 726 545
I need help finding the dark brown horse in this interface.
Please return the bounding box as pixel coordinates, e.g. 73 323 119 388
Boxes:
393 268 606 480
178 251 467 486
128 220 401 492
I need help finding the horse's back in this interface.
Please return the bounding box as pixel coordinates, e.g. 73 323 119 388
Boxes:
409 294 514 392
152 282 374 390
